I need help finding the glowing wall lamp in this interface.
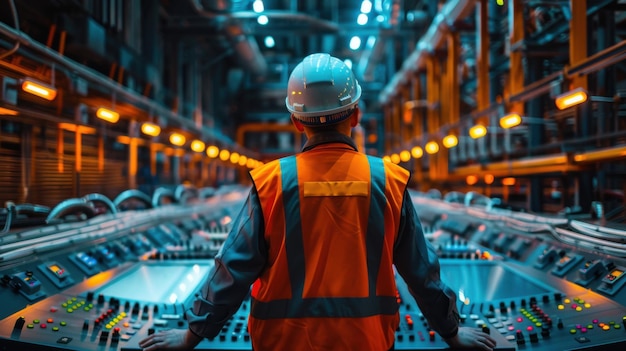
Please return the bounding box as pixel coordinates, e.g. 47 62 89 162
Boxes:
219 149 231 161
246 158 256 168
96 107 119 123
238 155 248 166
21 78 57 101
499 113 522 129
502 177 516 186
206 145 220 158
230 152 240 164
169 133 186 146
555 87 587 110
484 174 494 185
469 125 487 139
466 175 478 186
442 134 458 148
141 122 161 137
399 150 411 162
191 140 205 152
390 153 401 164
411 146 423 159
425 141 439 154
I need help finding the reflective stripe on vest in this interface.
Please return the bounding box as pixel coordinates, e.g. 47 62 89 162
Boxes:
251 155 397 319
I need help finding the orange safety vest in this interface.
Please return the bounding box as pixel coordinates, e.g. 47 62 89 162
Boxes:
248 144 410 351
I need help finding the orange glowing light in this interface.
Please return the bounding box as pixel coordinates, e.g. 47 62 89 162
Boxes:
169 133 186 146
466 175 478 185
96 108 119 123
555 88 587 110
499 113 522 129
469 125 487 139
502 177 516 186
442 134 458 148
219 149 231 161
425 141 439 154
399 150 411 162
190 140 205 152
411 146 423 159
206 145 220 158
484 174 495 185
21 79 57 101
141 122 161 137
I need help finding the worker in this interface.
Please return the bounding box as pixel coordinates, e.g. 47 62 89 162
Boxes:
139 53 497 351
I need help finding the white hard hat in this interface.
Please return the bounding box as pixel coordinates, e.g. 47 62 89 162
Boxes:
286 53 361 126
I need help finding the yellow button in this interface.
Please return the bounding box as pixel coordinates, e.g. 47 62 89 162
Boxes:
558 305 565 310
584 303 591 308
564 299 571 304
576 307 583 312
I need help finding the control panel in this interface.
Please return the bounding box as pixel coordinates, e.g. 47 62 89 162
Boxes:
2 188 626 350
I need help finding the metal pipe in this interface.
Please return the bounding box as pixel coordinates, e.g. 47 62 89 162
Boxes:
0 0 20 60
0 21 236 146
380 0 477 103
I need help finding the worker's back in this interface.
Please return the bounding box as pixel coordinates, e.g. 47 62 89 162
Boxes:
248 143 410 351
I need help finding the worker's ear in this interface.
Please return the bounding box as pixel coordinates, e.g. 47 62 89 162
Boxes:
291 115 305 133
349 106 360 128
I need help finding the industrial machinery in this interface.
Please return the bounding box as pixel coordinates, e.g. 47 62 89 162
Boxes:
1 186 626 350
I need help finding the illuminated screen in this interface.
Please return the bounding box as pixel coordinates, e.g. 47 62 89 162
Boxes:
439 261 553 303
97 262 212 303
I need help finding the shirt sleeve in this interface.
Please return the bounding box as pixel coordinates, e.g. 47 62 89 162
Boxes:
186 186 267 339
393 190 460 339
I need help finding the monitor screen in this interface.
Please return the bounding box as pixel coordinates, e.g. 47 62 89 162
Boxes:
96 262 212 303
439 261 552 303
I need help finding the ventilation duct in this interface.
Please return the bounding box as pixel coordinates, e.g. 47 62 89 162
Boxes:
379 0 477 103
190 0 267 77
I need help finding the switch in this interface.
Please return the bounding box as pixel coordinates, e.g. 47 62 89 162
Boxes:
14 316 25 330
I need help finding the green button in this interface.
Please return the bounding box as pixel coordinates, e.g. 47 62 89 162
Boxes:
33 319 40 324
60 321 67 326
52 326 59 331
27 324 34 329
570 329 577 334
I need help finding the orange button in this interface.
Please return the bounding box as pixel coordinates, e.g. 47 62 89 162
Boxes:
47 318 54 323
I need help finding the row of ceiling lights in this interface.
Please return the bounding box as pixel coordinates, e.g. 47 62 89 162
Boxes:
9 77 264 169
383 87 589 163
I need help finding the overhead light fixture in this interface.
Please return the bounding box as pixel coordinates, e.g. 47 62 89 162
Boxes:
169 133 186 146
191 140 205 152
555 87 587 110
96 107 119 123
0 107 18 115
411 146 423 159
383 155 391 163
206 145 220 158
425 141 439 154
21 78 57 101
499 113 522 129
141 122 161 137
469 125 487 139
238 155 248 166
442 134 458 148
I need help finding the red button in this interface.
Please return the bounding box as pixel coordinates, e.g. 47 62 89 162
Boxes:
50 307 58 313
40 323 47 329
